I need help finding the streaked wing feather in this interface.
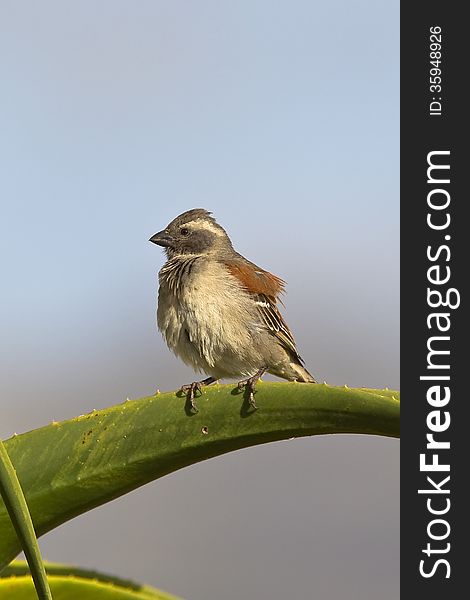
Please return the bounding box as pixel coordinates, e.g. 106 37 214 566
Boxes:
254 294 303 363
222 258 302 362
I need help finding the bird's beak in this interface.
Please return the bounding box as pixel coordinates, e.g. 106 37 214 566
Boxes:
149 230 173 248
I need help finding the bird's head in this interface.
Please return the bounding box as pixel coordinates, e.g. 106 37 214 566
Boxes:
149 209 232 258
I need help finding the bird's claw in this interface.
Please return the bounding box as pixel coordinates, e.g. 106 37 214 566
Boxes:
180 377 217 413
237 376 260 409
180 382 201 412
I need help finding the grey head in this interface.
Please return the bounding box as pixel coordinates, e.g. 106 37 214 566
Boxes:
149 209 233 258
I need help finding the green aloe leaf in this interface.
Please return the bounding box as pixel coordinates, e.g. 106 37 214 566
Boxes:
0 441 52 599
1 383 399 571
0 560 180 599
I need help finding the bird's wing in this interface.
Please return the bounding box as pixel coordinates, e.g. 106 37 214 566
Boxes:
253 293 303 362
223 258 304 363
223 257 286 298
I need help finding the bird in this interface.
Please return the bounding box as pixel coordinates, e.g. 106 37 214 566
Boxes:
149 209 316 410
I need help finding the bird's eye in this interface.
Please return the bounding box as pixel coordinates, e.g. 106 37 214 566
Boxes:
180 228 189 236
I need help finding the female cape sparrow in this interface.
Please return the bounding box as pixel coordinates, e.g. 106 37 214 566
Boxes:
150 209 316 409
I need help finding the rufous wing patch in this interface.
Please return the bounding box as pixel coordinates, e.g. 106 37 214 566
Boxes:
223 259 303 362
223 260 285 298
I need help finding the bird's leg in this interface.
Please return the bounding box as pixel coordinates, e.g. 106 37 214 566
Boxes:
180 376 217 411
237 367 267 408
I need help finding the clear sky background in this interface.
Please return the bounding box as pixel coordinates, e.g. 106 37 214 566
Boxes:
0 1 399 599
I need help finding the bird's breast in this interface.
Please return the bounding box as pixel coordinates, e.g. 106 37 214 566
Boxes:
157 258 262 370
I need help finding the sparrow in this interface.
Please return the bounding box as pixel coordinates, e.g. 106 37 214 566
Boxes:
150 209 316 410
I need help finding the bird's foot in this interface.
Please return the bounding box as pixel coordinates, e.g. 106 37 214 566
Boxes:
180 377 216 412
237 368 267 409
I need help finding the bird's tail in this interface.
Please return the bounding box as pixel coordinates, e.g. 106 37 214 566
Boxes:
290 363 316 383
